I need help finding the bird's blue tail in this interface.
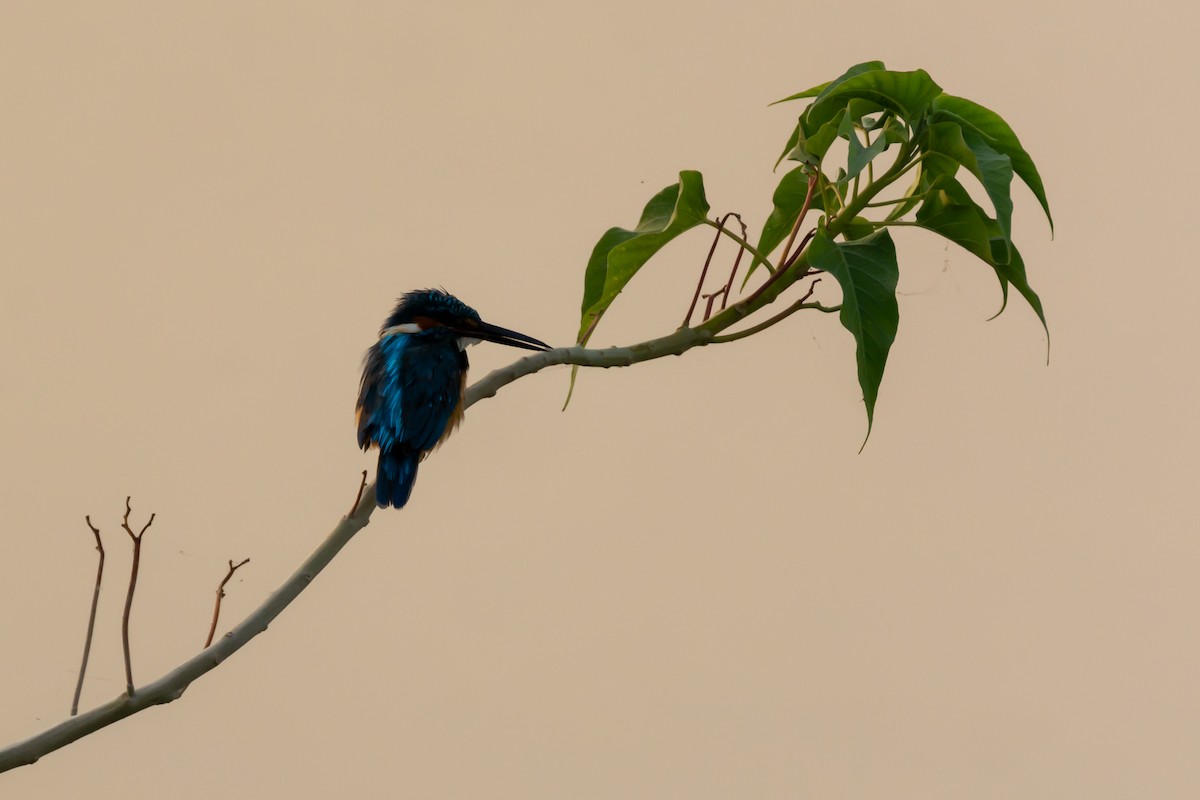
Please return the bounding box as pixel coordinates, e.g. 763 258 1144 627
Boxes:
376 448 420 508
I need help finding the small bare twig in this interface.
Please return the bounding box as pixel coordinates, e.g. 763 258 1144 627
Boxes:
71 516 105 717
204 559 251 649
776 172 817 271
716 214 749 313
782 230 818 272
685 213 750 326
740 174 819 311
348 470 368 517
120 497 155 697
710 278 838 344
682 216 728 328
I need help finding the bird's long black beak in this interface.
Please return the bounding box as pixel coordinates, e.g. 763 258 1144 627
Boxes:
458 319 552 352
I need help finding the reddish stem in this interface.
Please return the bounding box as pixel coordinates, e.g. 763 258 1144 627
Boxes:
205 558 251 648
683 217 729 328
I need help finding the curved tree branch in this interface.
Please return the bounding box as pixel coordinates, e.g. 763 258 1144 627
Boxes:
0 291 839 772
0 62 1052 775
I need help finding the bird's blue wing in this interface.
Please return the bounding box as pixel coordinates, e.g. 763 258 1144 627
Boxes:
357 334 465 454
398 337 465 452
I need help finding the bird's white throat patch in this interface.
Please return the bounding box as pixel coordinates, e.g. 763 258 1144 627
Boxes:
378 324 479 350
380 322 422 337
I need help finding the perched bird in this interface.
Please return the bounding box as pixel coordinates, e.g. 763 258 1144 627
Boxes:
356 289 551 508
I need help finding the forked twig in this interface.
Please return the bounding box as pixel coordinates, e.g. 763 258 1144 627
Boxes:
120 497 155 697
70 516 105 716
204 559 251 648
683 213 748 327
715 214 749 313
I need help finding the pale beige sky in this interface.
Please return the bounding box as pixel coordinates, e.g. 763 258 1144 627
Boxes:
2 2 1197 798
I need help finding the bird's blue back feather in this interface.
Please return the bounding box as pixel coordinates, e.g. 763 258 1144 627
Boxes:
356 325 467 508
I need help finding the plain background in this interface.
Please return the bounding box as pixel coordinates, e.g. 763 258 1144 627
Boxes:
2 2 1196 798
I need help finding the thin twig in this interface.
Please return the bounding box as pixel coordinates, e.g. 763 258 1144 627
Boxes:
782 230 818 272
204 559 251 649
682 215 730 328
120 497 154 697
71 516 105 717
776 172 818 271
741 175 819 310
710 279 839 344
347 470 368 518
717 214 749 311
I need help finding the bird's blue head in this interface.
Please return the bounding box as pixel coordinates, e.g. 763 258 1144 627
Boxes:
379 289 550 352
382 289 480 332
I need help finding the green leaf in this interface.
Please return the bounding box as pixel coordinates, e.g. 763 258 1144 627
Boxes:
881 116 909 144
914 174 994 262
926 122 1014 262
789 107 846 165
773 120 801 170
576 171 710 345
774 62 885 168
805 68 943 134
772 60 886 106
989 243 1049 359
843 113 892 184
841 217 878 241
845 98 886 127
808 228 900 447
914 175 1049 346
961 128 1014 260
931 94 1053 233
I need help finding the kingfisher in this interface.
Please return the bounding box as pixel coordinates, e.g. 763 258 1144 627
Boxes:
356 289 551 508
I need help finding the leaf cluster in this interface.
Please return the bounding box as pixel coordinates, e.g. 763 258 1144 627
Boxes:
574 61 1052 442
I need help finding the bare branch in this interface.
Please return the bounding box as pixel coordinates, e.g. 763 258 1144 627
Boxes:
716 213 749 312
0 323 760 772
119 497 155 696
71 516 105 717
0 501 373 772
204 559 251 649
776 172 818 272
686 215 720 328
